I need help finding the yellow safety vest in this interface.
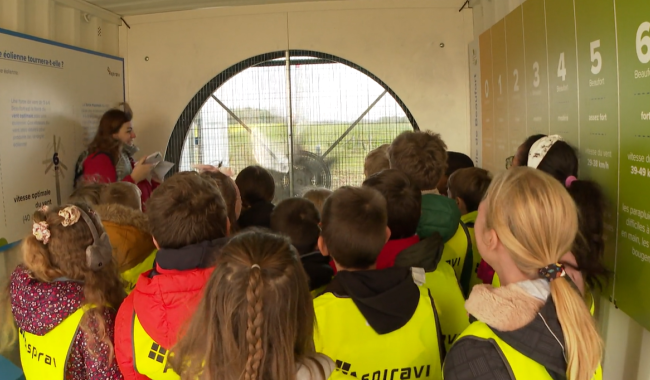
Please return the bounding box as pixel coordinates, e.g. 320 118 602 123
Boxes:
311 284 328 298
19 307 86 379
454 321 602 380
423 263 469 352
314 281 443 380
460 212 483 291
121 250 157 294
132 313 180 379
440 222 474 298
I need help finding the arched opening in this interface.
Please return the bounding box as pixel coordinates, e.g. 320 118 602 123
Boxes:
165 50 418 200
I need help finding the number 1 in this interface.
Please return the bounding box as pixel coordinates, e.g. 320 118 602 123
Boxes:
498 75 502 94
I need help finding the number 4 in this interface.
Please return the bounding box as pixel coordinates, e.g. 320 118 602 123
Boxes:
591 40 602 75
557 52 567 81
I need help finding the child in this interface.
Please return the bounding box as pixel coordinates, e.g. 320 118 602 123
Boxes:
364 144 390 178
363 169 468 351
314 186 444 380
71 182 156 294
389 131 473 295
447 168 492 289
10 203 124 379
170 231 335 380
302 187 333 216
436 152 474 196
236 165 275 229
444 168 602 380
115 172 230 380
201 170 243 232
270 198 333 293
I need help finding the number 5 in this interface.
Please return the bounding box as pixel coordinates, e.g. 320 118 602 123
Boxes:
590 40 602 74
637 22 650 64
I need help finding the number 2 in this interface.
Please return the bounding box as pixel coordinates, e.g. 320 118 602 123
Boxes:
557 53 567 81
513 69 520 92
638 22 650 64
533 62 540 88
590 40 602 74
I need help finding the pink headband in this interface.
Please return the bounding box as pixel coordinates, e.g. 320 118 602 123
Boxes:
565 176 578 188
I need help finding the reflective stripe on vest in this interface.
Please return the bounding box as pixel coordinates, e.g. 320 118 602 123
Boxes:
121 250 157 294
19 307 85 380
314 285 443 380
132 313 180 380
454 321 602 380
423 263 469 352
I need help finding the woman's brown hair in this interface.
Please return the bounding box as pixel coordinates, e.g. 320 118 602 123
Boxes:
200 171 240 232
22 203 125 361
170 231 324 380
87 103 133 165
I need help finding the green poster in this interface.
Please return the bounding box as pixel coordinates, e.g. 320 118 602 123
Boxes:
480 30 495 172
523 0 549 138
506 7 526 155
545 0 579 146
575 0 619 279
614 0 650 331
492 20 509 171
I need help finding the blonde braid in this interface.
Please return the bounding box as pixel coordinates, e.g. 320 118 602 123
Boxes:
244 267 265 380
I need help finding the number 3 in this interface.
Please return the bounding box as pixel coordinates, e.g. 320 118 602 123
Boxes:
638 22 650 64
533 62 540 88
590 40 602 74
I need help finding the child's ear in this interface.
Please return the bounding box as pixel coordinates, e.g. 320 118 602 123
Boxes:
318 236 329 257
454 197 462 209
385 226 392 243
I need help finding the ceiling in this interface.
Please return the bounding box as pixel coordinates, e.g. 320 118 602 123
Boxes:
85 0 346 16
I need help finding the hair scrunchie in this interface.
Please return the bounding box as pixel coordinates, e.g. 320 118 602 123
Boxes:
565 175 578 188
538 263 566 282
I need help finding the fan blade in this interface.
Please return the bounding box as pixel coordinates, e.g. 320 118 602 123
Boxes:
59 162 68 171
42 159 51 165
44 163 53 174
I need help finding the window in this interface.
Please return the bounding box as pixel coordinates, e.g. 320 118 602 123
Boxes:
167 51 417 201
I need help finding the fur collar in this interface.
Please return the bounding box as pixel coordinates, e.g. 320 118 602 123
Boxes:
95 204 149 232
465 283 545 331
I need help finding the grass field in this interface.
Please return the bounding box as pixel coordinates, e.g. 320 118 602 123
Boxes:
182 121 413 194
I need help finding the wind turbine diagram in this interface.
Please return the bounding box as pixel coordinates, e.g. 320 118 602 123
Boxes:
43 135 67 205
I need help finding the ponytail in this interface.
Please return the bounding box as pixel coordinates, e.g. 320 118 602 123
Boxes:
244 266 265 380
550 277 602 380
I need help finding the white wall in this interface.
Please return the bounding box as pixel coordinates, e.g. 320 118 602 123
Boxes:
120 0 475 157
0 0 121 56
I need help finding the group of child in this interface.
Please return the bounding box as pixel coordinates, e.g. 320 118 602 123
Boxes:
4 127 607 380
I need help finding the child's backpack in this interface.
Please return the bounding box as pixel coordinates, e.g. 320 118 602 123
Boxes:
73 150 90 188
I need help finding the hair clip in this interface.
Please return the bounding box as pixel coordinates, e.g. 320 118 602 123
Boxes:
565 176 578 188
33 221 51 244
538 263 566 282
251 264 261 270
59 206 82 227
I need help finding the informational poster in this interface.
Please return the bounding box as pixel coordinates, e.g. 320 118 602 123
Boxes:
492 20 509 172
545 0 579 146
522 0 549 138
468 41 482 167
614 0 650 330
479 31 495 172
575 0 619 274
505 7 526 156
0 28 124 244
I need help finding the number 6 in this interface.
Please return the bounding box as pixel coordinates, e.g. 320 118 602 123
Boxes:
637 22 650 64
590 40 602 74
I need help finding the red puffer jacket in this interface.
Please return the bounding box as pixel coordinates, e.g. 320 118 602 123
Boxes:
114 238 228 380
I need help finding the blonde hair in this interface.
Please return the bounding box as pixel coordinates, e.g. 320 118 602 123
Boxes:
483 168 601 380
70 182 141 210
302 188 332 215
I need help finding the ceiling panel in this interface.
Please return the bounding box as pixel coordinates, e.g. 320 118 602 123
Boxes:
85 0 344 16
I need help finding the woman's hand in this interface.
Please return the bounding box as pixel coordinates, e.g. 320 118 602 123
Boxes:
131 157 154 183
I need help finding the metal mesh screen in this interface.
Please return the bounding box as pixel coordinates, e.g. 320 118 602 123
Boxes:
171 51 416 201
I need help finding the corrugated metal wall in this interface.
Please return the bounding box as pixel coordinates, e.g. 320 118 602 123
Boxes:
0 0 121 56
